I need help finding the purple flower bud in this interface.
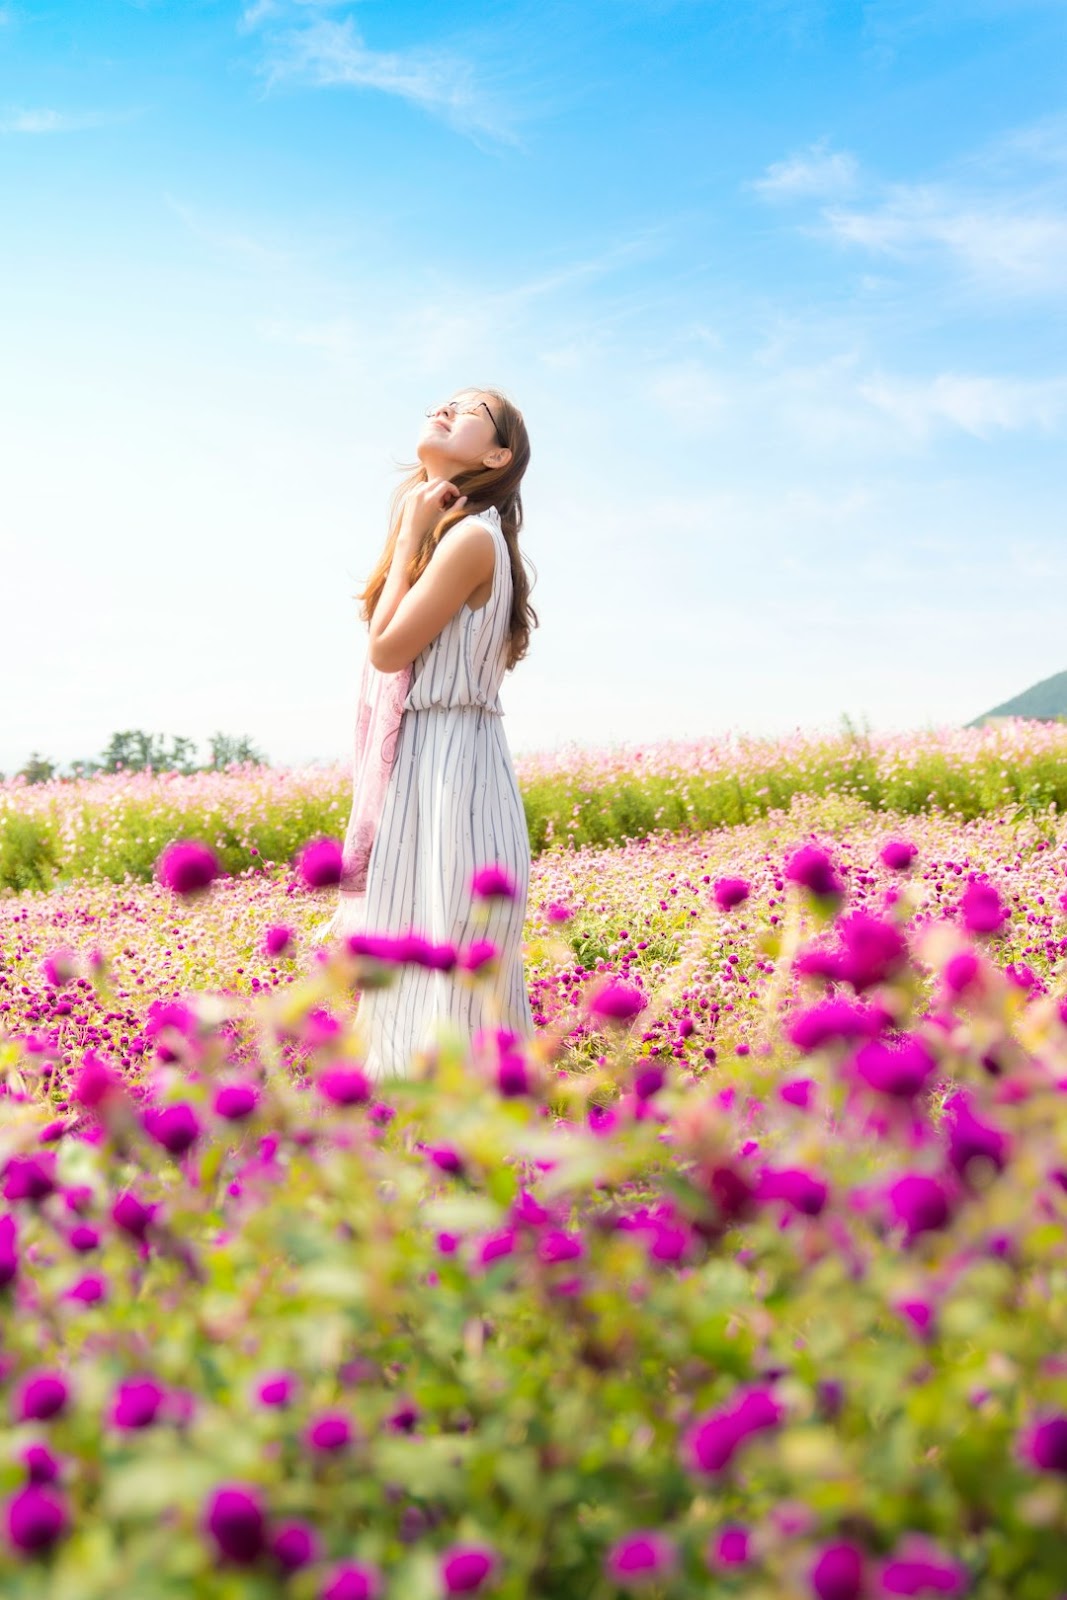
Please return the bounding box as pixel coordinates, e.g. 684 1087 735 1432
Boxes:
440 1543 498 1594
255 1372 296 1408
306 1411 352 1453
111 1379 165 1431
3 1155 56 1204
496 1051 531 1096
427 1144 465 1177
633 1064 666 1101
4 1484 69 1552
944 1091 1009 1182
1021 1414 1067 1475
65 1273 107 1305
590 982 646 1022
887 1174 953 1243
706 1526 750 1569
780 1077 816 1110
758 1166 829 1217
785 846 844 902
476 1229 517 1268
713 877 751 911
317 1067 372 1107
204 1483 266 1566
854 1034 936 1099
836 912 908 992
684 1386 783 1474
879 1538 967 1596
16 1373 69 1423
214 1082 259 1120
942 950 982 997
42 948 77 987
264 925 293 958
896 1298 936 1339
881 839 918 871
156 840 219 897
788 1000 885 1053
537 1229 584 1265
143 1102 201 1156
22 1443 60 1485
112 1191 155 1239
458 941 499 982
470 864 516 900
811 1541 865 1600
0 1213 17 1288
605 1530 677 1586
321 1562 384 1600
960 879 1007 936
270 1520 319 1571
297 837 344 889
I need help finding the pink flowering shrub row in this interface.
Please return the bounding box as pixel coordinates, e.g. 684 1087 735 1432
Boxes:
1 824 1067 1594
6 721 1067 891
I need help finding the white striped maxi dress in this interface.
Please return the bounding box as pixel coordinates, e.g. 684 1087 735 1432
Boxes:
355 504 534 1079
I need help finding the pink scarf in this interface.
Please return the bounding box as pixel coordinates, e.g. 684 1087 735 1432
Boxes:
320 654 412 941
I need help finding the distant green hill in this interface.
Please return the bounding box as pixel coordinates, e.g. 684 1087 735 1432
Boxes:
969 669 1067 728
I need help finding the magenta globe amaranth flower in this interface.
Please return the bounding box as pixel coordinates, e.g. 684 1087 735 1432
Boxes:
255 1372 296 1409
887 1175 953 1243
836 912 908 992
811 1541 865 1600
881 838 918 871
4 1484 69 1553
22 1443 60 1485
471 864 516 900
758 1165 829 1217
297 837 344 889
785 845 844 903
604 1530 677 1587
788 999 884 1053
214 1082 259 1121
16 1372 70 1423
306 1411 353 1453
264 924 293 957
3 1154 56 1203
590 981 646 1023
317 1067 372 1107
270 1520 319 1572
853 1035 936 1100
944 1091 1010 1183
440 1543 498 1594
111 1378 166 1430
112 1191 155 1239
143 1101 201 1156
41 947 77 987
1021 1414 1067 1475
156 839 219 897
960 878 1008 935
321 1563 384 1600
713 876 751 911
204 1484 267 1566
707 1525 750 1570
684 1385 784 1475
879 1537 967 1596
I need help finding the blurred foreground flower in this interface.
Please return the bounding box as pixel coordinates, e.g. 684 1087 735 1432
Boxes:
297 837 344 889
155 840 219 897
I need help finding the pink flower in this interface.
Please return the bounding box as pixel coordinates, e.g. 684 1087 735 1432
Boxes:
306 1412 352 1453
297 837 344 889
471 864 516 900
960 879 1007 935
156 840 219 897
440 1543 498 1593
879 1537 967 1595
72 1053 123 1110
944 1091 1009 1182
476 1229 517 1268
317 1068 372 1107
112 1191 155 1240
881 839 918 871
41 948 77 987
4 1484 69 1553
321 1562 384 1600
111 1378 166 1430
707 1525 750 1569
15 1373 69 1423
203 1483 266 1566
604 1531 677 1586
1020 1413 1067 1475
264 925 293 958
589 982 646 1022
546 901 572 923
886 1175 953 1243
836 913 908 992
942 950 982 997
460 939 498 972
713 877 751 911
788 1000 885 1053
785 846 844 902
683 1386 783 1475
853 1035 936 1100
143 1102 201 1156
758 1165 829 1217
811 1541 865 1600
214 1082 259 1121
537 1230 584 1265
255 1373 296 1408
270 1520 319 1571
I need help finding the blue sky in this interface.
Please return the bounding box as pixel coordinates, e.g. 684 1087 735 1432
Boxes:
3 0 1066 773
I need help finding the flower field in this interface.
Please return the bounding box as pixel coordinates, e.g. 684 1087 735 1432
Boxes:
2 759 1067 1596
6 720 1067 893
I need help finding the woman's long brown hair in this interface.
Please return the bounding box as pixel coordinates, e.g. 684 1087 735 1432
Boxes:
358 387 538 670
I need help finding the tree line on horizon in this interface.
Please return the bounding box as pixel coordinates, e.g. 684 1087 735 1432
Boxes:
5 731 268 786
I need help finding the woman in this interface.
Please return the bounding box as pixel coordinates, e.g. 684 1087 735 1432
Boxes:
325 387 537 1080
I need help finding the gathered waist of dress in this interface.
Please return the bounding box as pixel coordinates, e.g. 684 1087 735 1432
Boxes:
405 699 502 716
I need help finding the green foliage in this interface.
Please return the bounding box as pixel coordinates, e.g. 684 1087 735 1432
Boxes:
0 813 59 893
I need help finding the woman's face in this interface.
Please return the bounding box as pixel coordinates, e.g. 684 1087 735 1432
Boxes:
417 390 511 478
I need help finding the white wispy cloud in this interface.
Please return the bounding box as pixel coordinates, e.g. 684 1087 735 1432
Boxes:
857 370 1067 439
254 15 517 144
0 107 122 133
823 184 1067 295
752 141 860 200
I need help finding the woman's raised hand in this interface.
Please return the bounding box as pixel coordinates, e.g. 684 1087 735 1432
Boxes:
400 478 468 546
